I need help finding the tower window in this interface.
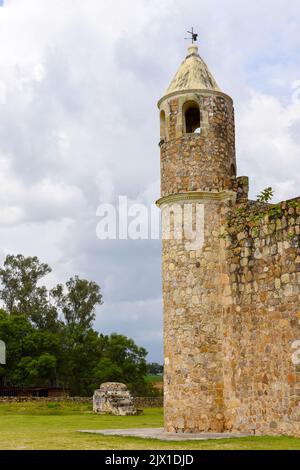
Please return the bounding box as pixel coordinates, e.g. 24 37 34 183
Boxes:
160 110 166 140
183 101 201 134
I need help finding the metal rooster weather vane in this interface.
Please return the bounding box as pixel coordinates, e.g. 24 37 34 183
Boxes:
185 27 198 44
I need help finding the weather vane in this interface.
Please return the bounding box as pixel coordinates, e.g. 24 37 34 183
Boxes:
185 27 198 44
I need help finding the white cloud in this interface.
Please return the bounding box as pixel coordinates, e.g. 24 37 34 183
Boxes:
0 155 87 224
237 88 300 201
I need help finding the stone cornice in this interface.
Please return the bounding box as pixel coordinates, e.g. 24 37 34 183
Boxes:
156 190 237 207
157 89 233 109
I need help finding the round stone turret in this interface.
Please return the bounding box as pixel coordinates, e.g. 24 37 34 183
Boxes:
158 44 237 198
157 43 238 434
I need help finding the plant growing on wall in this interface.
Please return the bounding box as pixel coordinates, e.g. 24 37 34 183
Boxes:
256 187 274 203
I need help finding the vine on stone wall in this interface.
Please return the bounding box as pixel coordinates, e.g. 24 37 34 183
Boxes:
220 198 300 245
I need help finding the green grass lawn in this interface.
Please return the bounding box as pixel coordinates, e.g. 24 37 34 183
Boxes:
0 401 300 450
145 374 163 384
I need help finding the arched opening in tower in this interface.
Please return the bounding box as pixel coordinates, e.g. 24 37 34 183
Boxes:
183 101 201 134
160 110 166 139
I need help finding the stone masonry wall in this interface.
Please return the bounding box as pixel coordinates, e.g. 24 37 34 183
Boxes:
162 195 300 435
0 396 163 408
163 198 235 432
222 197 300 436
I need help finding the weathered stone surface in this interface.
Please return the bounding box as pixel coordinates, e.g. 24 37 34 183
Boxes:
93 382 137 416
159 93 236 197
222 198 300 436
165 44 221 95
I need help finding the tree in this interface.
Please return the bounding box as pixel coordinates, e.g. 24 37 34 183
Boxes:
0 255 57 330
11 354 57 387
0 311 60 387
93 333 149 395
51 276 103 330
0 254 153 396
57 327 106 396
147 362 163 375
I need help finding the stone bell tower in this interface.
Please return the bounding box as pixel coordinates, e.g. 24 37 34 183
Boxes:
157 43 238 433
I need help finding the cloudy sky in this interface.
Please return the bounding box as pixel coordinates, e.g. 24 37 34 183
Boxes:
0 0 299 362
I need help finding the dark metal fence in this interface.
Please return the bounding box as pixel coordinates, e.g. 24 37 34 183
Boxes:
0 387 68 397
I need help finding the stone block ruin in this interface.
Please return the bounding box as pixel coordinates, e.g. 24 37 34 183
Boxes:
93 382 138 416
